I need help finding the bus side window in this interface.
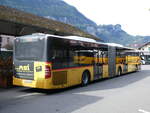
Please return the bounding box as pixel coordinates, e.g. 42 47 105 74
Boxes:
52 49 68 69
52 48 77 69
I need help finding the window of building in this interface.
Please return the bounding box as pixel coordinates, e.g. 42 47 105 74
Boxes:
148 47 150 51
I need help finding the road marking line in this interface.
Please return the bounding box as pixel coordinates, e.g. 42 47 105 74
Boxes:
15 93 42 98
138 109 150 113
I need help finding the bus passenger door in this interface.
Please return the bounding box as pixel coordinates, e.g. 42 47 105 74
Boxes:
108 46 116 77
93 51 103 80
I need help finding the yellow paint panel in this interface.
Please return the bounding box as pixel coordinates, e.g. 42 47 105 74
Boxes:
116 57 125 64
128 64 137 72
13 55 140 89
34 62 46 79
102 65 108 78
52 66 94 88
13 76 36 88
126 56 141 64
74 56 94 64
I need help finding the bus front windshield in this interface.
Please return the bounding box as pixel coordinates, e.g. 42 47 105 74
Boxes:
14 37 45 61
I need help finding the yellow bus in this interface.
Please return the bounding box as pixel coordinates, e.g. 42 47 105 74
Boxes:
13 33 141 89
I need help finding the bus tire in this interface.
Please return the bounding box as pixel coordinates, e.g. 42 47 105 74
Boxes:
117 67 122 76
81 71 90 86
136 65 140 71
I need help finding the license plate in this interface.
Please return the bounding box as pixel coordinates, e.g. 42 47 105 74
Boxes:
24 80 32 83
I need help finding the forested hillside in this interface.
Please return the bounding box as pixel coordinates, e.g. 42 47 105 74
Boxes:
0 0 149 47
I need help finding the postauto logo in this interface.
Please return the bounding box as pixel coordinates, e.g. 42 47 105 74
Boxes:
16 64 32 72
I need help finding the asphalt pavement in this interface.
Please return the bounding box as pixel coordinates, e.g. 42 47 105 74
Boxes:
0 65 150 113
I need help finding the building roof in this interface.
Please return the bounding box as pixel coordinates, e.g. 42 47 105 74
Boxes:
0 5 100 41
138 42 150 49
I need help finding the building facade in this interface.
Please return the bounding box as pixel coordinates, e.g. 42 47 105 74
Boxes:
139 42 150 52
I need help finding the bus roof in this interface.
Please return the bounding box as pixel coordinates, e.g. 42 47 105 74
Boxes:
62 36 97 43
1 48 13 52
19 33 134 50
38 33 97 43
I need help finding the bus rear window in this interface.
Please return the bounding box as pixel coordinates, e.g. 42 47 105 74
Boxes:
15 38 45 61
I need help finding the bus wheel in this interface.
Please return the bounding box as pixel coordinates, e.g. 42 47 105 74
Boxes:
82 71 90 86
117 67 122 76
136 65 139 71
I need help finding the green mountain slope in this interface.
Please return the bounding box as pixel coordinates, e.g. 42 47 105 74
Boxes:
0 0 149 47
0 0 96 27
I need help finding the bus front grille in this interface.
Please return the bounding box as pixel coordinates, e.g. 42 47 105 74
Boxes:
52 71 67 85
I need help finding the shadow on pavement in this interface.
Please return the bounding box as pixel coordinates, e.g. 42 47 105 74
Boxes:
20 69 150 95
0 69 150 113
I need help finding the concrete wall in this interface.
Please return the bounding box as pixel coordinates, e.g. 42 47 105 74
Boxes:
0 35 14 50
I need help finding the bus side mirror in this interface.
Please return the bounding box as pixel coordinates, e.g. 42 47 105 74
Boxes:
141 56 144 60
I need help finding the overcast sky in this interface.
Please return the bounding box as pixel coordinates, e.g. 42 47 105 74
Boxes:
64 0 150 36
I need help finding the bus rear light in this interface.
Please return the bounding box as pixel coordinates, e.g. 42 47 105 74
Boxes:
45 65 51 79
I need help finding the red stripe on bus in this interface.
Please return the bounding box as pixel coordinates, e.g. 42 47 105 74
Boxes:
46 62 52 64
52 65 93 71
